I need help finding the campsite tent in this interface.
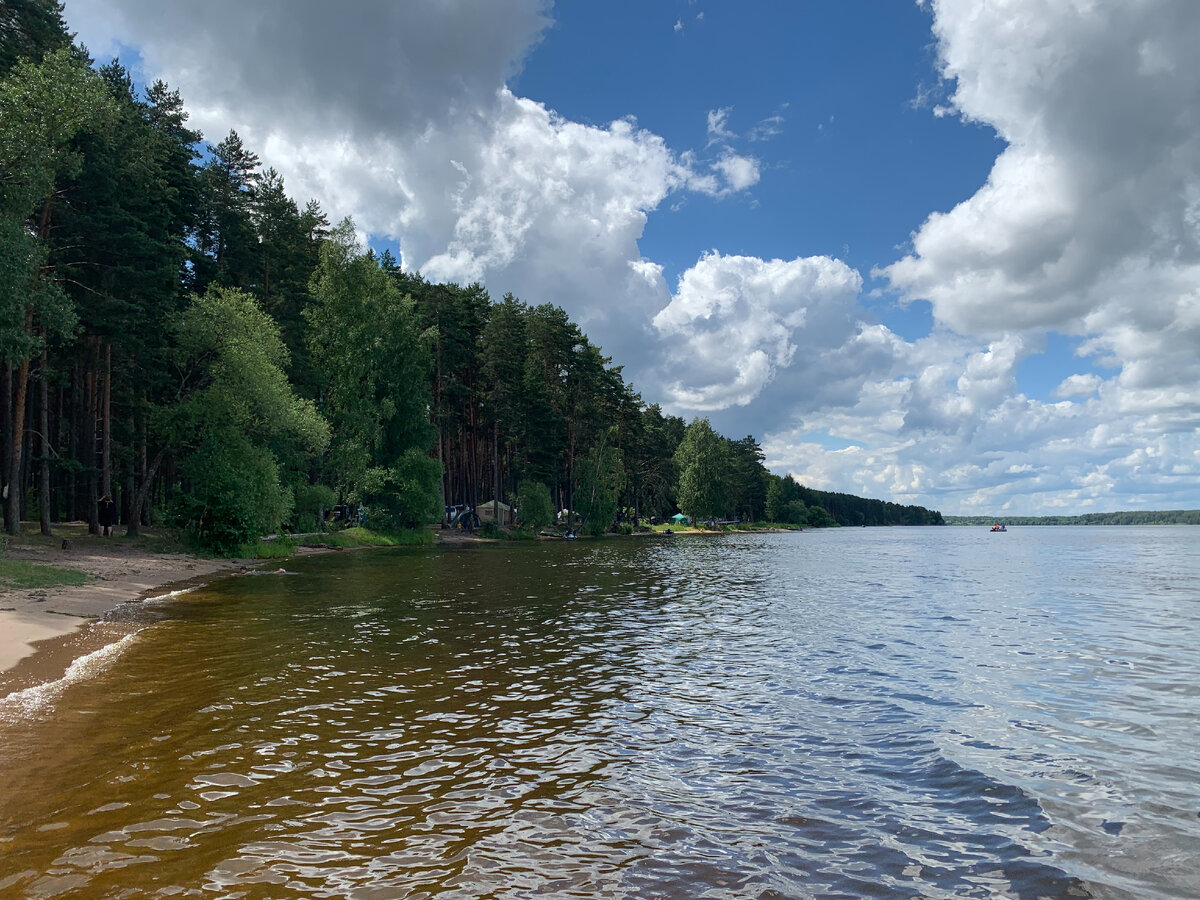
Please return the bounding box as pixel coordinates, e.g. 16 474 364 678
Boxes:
670 513 689 525
477 500 514 525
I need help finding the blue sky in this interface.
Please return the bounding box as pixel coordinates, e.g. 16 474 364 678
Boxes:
67 0 1200 515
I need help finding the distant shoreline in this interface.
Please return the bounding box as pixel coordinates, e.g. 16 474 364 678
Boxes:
945 511 1200 526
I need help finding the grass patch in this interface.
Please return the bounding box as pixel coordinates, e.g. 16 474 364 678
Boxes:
237 537 298 559
298 526 430 549
0 559 90 590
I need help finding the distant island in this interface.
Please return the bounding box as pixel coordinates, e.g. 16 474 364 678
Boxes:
946 511 1200 526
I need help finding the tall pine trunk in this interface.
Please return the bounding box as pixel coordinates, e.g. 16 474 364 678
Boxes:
7 307 35 535
2 365 12 534
101 341 112 502
39 348 51 535
85 353 99 534
492 421 500 524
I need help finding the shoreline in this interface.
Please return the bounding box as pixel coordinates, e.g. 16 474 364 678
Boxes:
0 524 794 694
0 535 256 686
0 527 475 690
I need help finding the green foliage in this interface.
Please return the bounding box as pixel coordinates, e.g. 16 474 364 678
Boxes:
0 49 114 366
360 450 443 530
235 536 297 559
674 418 731 521
171 287 329 554
516 480 554 530
174 437 290 556
0 0 70 75
477 521 504 540
575 436 622 536
783 499 809 526
729 436 767 522
308 221 441 529
298 526 420 548
805 506 838 528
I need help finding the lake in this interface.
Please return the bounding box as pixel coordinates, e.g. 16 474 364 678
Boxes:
2 527 1198 899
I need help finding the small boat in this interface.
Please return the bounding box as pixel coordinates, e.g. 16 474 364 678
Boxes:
990 523 1007 532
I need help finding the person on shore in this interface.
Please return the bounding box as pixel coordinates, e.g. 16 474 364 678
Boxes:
98 495 117 537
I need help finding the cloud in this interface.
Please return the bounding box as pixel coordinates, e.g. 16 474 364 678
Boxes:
651 252 862 410
68 0 553 138
706 107 734 144
1054 373 1101 399
880 0 1200 363
713 153 760 191
856 0 1200 512
747 110 786 142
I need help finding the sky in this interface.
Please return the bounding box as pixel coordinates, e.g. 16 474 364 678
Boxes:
63 0 1200 516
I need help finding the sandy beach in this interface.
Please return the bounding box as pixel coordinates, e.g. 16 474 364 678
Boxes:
0 530 256 682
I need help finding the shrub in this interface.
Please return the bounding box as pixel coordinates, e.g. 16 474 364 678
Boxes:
294 484 337 533
516 480 554 531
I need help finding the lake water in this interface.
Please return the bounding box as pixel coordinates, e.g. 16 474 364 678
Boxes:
1 527 1198 899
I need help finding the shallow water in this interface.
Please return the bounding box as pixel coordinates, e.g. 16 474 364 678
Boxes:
2 527 1199 899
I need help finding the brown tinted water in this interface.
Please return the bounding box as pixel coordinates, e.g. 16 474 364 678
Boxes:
2 529 1199 898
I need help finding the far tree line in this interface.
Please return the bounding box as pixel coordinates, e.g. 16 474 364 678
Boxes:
0 3 942 552
946 511 1200 526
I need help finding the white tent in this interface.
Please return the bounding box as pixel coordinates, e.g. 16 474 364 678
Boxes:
477 499 514 524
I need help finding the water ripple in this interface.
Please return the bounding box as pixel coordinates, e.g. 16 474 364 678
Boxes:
2 528 1199 897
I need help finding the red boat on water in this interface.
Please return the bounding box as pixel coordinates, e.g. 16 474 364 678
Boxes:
990 523 1007 532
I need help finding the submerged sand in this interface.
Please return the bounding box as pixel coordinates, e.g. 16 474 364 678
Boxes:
0 532 253 677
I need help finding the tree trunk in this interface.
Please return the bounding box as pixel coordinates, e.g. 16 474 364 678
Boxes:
39 348 51 535
101 341 112 501
2 365 12 534
126 446 167 538
85 356 98 534
7 308 34 535
492 422 500 524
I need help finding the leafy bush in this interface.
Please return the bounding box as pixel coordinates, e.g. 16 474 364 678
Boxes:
516 480 554 530
783 499 809 526
360 450 443 530
478 521 504 539
175 437 292 556
806 506 837 528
